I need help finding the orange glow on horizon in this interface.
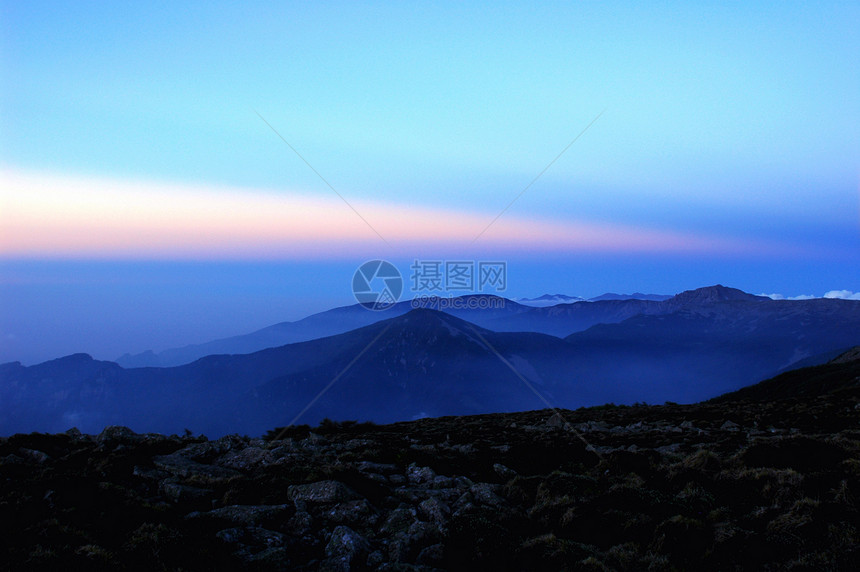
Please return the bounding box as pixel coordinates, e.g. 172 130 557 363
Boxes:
1 169 790 260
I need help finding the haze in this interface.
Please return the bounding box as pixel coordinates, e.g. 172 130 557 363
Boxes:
1 1 858 365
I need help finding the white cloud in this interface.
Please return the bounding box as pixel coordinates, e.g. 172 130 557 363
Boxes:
824 290 860 300
761 291 859 301
760 293 816 301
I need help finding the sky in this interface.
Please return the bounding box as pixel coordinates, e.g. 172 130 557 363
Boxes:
1 1 859 364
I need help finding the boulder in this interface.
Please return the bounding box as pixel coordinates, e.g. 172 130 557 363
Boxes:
288 480 361 504
325 525 370 568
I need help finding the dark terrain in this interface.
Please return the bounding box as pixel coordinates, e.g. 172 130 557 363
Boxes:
2 351 858 571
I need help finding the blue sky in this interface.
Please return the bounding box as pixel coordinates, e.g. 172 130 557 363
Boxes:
1 1 859 363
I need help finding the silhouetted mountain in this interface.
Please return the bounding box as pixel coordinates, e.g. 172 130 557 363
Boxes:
712 346 860 402
485 285 794 337
487 298 659 337
659 283 766 310
251 309 587 429
1 310 583 436
5 286 860 437
589 292 672 302
563 296 860 401
115 286 771 367
116 295 533 367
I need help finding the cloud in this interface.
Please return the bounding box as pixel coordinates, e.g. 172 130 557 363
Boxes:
762 291 860 301
823 290 860 300
760 293 817 301
1 169 793 260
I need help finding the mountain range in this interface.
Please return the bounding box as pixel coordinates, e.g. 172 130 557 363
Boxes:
2 285 859 437
516 292 672 306
115 288 707 368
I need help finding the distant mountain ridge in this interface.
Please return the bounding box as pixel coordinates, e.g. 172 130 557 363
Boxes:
516 292 672 306
588 292 672 302
113 287 702 367
116 295 533 368
3 285 860 437
1 310 582 436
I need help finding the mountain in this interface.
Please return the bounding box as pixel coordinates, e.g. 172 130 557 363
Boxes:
711 346 860 402
117 295 533 368
5 286 860 437
588 292 672 302
115 286 767 367
484 285 774 337
250 309 589 429
515 292 672 306
1 310 586 436
562 295 860 401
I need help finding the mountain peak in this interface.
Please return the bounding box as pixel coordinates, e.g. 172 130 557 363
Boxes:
669 285 765 305
370 308 493 350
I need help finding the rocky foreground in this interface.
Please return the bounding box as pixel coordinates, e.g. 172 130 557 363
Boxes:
1 388 859 571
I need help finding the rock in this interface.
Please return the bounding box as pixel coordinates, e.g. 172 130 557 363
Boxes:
18 448 49 464
356 461 398 474
187 504 292 527
450 443 476 454
406 520 442 550
285 510 313 535
161 482 213 506
469 483 503 506
418 497 450 524
325 525 370 567
364 472 388 484
216 526 285 549
453 490 476 513
304 432 328 446
344 438 376 450
493 463 517 479
152 454 243 483
322 499 379 528
175 442 221 462
656 443 682 456
430 475 455 488
217 447 275 471
132 465 171 481
64 427 86 441
576 421 611 433
366 550 386 568
97 426 140 446
249 546 291 567
545 413 568 428
388 535 412 563
416 542 445 566
215 527 244 544
720 421 740 432
288 480 361 504
406 464 436 484
380 507 418 535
